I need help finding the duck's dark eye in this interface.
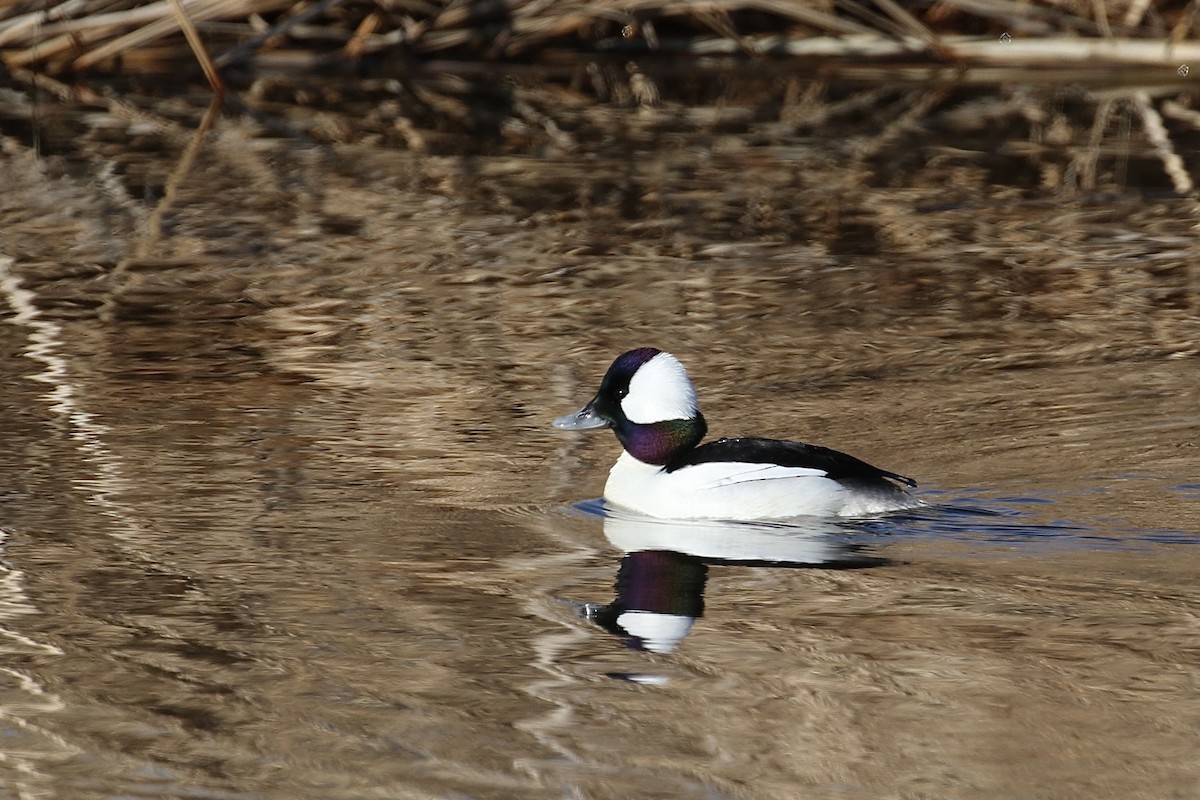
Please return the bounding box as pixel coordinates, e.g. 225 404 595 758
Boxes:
615 387 628 400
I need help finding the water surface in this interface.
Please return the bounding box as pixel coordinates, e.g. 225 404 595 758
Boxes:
1 77 1198 799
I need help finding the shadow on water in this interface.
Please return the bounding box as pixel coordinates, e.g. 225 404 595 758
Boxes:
879 491 1200 548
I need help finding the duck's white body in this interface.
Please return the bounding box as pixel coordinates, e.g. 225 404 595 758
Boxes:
604 452 911 519
554 348 920 520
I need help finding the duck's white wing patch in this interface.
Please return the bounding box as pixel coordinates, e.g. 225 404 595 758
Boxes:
672 461 828 490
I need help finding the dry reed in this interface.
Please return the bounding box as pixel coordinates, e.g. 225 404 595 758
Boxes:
2 0 1198 205
1 0 1198 86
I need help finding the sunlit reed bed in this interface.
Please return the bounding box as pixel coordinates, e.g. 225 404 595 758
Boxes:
1 0 1198 86
2 0 1198 197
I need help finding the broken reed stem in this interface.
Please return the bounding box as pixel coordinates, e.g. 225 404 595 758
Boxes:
168 0 224 93
70 0 294 69
1122 0 1154 28
1132 91 1194 194
213 0 345 68
0 0 89 47
870 0 940 45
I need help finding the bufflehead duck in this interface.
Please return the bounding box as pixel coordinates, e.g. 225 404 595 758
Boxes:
554 347 920 519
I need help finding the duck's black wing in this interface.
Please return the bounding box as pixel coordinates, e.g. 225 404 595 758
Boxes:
664 437 916 488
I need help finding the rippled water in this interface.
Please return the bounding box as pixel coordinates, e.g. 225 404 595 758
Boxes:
1 78 1198 799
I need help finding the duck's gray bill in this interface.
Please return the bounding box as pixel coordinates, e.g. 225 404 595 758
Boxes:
553 404 609 430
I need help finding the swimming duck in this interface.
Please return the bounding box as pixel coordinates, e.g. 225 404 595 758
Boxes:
554 347 920 519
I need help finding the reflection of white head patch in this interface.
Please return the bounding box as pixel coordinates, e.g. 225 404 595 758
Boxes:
622 351 699 424
617 611 695 653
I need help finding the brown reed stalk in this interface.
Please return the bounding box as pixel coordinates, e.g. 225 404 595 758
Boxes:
168 0 224 92
0 0 1197 82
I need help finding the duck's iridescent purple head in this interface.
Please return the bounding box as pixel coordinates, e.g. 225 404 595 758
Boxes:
553 348 706 465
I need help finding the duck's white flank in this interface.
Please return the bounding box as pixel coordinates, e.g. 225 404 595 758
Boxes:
621 352 698 424
604 452 913 519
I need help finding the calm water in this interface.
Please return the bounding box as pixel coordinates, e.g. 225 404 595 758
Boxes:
1 78 1198 799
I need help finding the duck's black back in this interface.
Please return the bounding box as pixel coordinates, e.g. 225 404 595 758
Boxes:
664 436 916 488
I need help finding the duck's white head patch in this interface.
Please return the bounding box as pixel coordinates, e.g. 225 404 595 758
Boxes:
622 351 699 424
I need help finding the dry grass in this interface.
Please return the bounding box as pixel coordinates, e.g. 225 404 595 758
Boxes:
1 0 1198 86
2 1 1197 231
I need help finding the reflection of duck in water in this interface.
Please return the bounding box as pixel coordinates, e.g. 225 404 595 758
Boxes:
583 510 886 654
585 549 706 655
555 348 920 520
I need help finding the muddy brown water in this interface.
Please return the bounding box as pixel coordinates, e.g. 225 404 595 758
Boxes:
1 79 1198 799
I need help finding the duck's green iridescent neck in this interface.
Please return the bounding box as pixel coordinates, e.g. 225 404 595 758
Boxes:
615 414 707 466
